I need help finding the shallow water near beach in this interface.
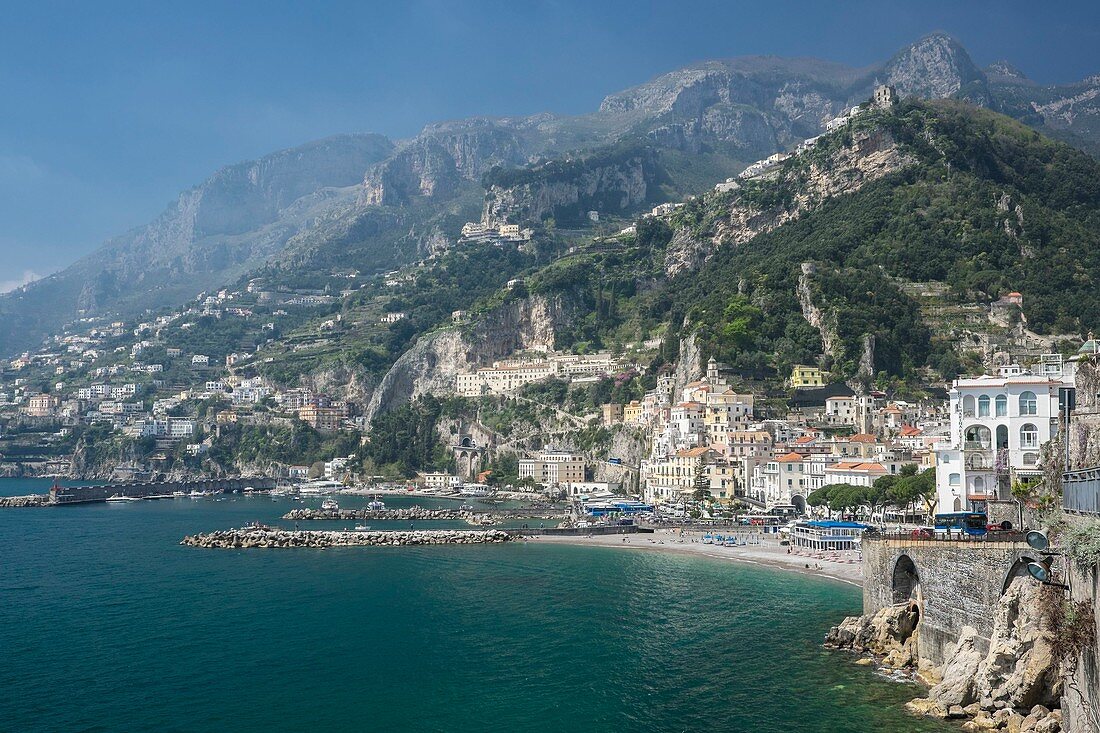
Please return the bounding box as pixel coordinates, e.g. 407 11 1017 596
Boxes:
0 478 953 732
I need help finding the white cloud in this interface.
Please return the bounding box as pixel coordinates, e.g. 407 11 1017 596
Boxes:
0 270 42 293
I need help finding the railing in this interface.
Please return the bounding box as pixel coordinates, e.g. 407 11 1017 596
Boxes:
1063 467 1100 515
863 529 1028 543
964 442 992 452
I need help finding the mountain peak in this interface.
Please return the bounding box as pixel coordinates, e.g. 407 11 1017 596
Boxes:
882 32 985 99
985 60 1033 85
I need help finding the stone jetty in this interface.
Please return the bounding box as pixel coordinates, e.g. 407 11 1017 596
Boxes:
0 494 52 508
181 527 513 549
282 507 497 525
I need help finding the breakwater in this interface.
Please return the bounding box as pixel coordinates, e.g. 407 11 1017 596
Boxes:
506 525 651 537
53 477 275 504
283 507 497 525
181 528 513 549
0 494 51 507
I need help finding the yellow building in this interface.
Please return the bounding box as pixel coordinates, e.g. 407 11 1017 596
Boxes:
789 365 824 389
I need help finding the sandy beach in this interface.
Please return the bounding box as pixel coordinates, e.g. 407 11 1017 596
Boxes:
527 528 864 587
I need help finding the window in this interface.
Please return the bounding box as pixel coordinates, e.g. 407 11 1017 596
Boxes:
964 425 991 449
978 395 990 417
1023 453 1038 466
962 395 976 417
1020 423 1039 449
973 476 985 492
995 395 1008 417
949 473 961 486
1019 391 1037 416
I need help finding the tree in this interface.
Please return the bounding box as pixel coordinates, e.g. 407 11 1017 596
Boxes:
807 485 835 517
886 467 937 518
692 464 712 504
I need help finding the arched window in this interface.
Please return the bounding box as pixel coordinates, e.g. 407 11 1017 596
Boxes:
973 476 985 492
965 425 992 449
962 395 976 417
995 395 1008 417
1020 423 1039 449
1019 391 1037 416
996 425 1009 450
978 395 991 417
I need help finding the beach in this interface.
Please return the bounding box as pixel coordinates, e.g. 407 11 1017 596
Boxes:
528 527 864 586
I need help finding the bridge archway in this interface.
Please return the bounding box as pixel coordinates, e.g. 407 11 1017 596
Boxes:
791 494 807 515
892 554 921 604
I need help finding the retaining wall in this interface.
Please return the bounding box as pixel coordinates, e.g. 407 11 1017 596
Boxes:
862 536 1036 666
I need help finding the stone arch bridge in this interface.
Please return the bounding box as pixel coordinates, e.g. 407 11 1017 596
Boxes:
862 534 1038 666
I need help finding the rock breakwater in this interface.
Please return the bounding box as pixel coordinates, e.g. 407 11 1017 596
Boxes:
282 507 496 525
181 528 513 549
0 494 52 508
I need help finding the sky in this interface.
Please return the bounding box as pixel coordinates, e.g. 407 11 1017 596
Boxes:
1 0 1099 289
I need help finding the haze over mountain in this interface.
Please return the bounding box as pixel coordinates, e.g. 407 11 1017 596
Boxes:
2 32 1099 357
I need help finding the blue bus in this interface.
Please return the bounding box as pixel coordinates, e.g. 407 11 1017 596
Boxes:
933 512 988 537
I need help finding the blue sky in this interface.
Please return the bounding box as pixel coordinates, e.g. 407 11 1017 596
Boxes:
1 0 1098 289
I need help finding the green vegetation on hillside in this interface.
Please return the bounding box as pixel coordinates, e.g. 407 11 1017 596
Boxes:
667 100 1100 384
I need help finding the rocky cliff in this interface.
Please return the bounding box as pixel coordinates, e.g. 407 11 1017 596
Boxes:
482 146 659 226
363 295 570 424
827 577 1066 732
665 124 914 274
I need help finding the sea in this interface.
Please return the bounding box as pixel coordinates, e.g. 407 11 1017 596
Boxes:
0 477 955 732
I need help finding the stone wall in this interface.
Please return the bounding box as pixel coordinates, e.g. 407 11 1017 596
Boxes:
862 536 1038 667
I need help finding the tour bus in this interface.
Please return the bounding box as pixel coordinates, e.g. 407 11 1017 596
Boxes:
933 512 988 537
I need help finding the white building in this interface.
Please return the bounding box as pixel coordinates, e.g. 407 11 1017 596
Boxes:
518 450 586 489
934 373 1067 514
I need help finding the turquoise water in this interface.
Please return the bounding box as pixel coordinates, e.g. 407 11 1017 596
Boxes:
0 478 953 732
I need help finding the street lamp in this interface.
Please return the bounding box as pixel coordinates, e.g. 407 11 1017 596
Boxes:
1024 530 1070 590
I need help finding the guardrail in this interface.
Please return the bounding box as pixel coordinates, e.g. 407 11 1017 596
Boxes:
1064 467 1100 515
862 529 1028 543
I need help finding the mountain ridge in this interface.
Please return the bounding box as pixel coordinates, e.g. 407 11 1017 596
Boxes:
3 32 1100 357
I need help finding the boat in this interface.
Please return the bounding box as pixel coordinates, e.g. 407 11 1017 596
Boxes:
189 490 205 498
106 494 142 503
459 504 474 511
353 524 371 531
172 491 186 498
367 498 385 511
321 498 339 511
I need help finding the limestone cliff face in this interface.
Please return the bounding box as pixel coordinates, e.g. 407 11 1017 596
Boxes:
361 138 463 206
877 33 986 101
666 125 914 275
828 577 1064 729
363 295 570 424
670 330 703 397
482 151 655 226
797 265 839 360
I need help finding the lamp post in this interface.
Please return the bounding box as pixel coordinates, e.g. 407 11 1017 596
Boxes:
1024 530 1070 591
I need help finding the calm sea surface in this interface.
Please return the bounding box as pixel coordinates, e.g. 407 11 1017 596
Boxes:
0 478 953 732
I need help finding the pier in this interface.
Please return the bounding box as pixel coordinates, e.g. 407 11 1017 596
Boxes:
283 507 496 524
181 527 513 548
51 477 275 505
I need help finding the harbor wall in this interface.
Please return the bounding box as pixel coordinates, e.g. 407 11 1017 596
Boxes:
52 477 275 504
861 536 1037 667
506 526 652 537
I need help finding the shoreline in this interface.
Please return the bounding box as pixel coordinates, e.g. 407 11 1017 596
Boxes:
523 528 864 587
